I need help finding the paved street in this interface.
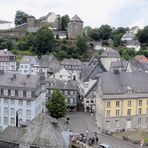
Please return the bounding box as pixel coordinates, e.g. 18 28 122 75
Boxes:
60 112 147 148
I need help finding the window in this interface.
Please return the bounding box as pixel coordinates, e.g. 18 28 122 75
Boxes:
4 99 8 104
21 65 23 68
106 110 110 117
138 108 142 115
0 116 1 124
64 91 68 95
50 90 53 94
106 121 110 128
138 118 142 124
70 98 73 104
11 99 15 105
18 109 23 116
11 90 15 97
115 120 119 128
19 100 23 106
27 101 31 107
4 107 8 115
26 119 30 123
70 91 73 96
116 110 120 116
26 110 31 117
86 100 89 103
91 100 94 103
128 100 131 107
25 65 27 68
27 91 31 98
127 109 131 116
116 101 120 107
19 90 23 97
10 108 15 115
139 100 142 106
60 75 62 78
106 101 111 108
4 89 8 96
11 117 15 125
4 117 8 125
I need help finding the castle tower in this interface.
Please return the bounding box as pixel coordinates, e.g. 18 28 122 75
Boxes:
67 15 83 39
27 16 35 27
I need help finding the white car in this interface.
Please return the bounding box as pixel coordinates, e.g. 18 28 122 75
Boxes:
99 143 112 148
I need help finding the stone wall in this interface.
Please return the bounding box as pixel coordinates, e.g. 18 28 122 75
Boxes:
67 21 83 39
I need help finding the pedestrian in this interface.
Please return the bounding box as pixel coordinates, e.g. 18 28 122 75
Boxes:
96 136 99 143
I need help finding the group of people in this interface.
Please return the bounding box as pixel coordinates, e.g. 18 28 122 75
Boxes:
72 131 99 146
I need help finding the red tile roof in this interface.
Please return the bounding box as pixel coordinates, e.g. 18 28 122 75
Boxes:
135 55 148 62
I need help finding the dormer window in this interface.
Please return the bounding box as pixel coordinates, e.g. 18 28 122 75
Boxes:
126 86 133 94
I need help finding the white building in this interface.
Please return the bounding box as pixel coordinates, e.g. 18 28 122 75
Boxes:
0 49 16 72
19 56 40 75
49 67 73 81
121 26 139 41
0 73 46 131
126 40 141 52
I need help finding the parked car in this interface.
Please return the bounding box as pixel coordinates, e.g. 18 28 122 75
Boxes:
99 143 112 148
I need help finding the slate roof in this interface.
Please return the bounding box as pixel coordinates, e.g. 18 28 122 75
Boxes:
0 49 15 57
70 15 83 23
80 58 107 81
61 58 83 66
20 56 40 65
46 78 77 90
0 113 64 147
99 72 148 99
0 73 40 90
110 61 128 72
101 49 120 58
126 40 140 46
129 60 148 72
40 55 60 73
38 12 52 21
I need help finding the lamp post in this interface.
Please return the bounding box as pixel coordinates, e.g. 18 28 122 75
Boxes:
16 110 19 127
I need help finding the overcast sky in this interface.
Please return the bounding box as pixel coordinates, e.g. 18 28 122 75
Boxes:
0 0 148 28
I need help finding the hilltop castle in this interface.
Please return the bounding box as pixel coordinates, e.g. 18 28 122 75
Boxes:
0 12 84 39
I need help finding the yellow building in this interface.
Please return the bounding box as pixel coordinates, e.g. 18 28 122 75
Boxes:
96 72 148 131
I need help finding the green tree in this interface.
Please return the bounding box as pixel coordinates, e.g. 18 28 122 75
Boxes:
61 15 70 31
15 10 29 26
87 28 100 41
119 48 136 60
112 27 127 47
99 24 113 40
33 27 54 55
76 36 88 53
137 26 148 45
47 89 67 119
